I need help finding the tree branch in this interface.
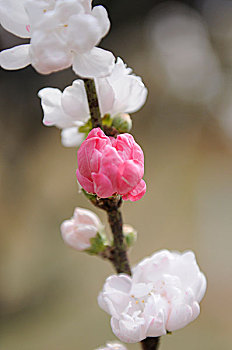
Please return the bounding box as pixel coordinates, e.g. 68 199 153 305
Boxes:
84 78 160 350
84 78 102 128
89 195 131 275
141 337 160 350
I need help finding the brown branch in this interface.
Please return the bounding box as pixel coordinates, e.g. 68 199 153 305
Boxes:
89 195 131 275
141 337 160 350
83 79 102 128
84 79 160 350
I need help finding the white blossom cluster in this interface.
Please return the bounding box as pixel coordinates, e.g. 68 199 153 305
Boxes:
0 0 114 77
98 250 206 343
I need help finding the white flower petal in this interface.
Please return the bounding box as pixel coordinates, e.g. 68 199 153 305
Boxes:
25 0 51 28
73 47 115 78
61 80 90 122
96 342 127 350
67 14 101 53
108 57 132 82
130 283 153 299
0 44 31 70
112 76 148 114
166 303 194 331
73 207 101 227
195 272 207 303
62 224 97 251
30 31 73 74
61 127 85 148
96 77 115 115
51 0 84 24
92 5 111 37
98 292 112 315
111 316 146 343
104 275 132 294
0 0 30 38
38 87 73 129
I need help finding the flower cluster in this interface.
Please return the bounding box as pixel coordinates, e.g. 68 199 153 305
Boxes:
38 57 148 147
0 0 114 77
98 250 206 343
0 1 207 348
76 128 146 201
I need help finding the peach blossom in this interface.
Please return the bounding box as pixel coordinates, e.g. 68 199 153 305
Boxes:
76 128 146 201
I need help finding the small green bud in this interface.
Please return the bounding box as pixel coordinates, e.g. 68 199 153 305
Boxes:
86 232 108 255
112 113 132 133
123 224 137 248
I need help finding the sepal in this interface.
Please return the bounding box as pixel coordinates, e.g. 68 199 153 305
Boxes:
86 232 108 255
123 224 137 248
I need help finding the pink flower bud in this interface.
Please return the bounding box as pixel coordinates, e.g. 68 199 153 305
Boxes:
76 128 146 201
60 207 102 251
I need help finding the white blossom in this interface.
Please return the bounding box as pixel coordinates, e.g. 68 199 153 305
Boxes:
98 250 206 343
38 57 148 146
96 342 127 350
60 207 102 251
0 0 114 77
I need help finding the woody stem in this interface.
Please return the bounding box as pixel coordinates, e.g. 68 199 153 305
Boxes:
84 79 160 350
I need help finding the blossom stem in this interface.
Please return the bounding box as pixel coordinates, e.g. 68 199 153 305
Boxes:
83 79 102 128
107 207 131 275
141 337 160 350
88 195 131 275
84 81 160 350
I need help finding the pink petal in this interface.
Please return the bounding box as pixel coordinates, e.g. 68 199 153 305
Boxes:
92 173 114 198
86 127 108 141
123 179 146 201
117 160 144 195
76 169 94 194
100 146 123 192
77 138 98 178
115 133 135 161
90 149 102 173
132 143 144 163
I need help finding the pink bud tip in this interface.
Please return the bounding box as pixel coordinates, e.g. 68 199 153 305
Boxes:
26 25 31 33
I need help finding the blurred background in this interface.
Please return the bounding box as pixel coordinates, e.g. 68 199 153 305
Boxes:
0 0 232 349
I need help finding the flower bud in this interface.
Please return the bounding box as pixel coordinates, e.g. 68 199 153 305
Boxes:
76 128 146 201
60 207 105 252
112 113 132 133
123 224 137 248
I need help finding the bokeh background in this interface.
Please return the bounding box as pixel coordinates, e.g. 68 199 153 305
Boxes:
1 0 232 349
